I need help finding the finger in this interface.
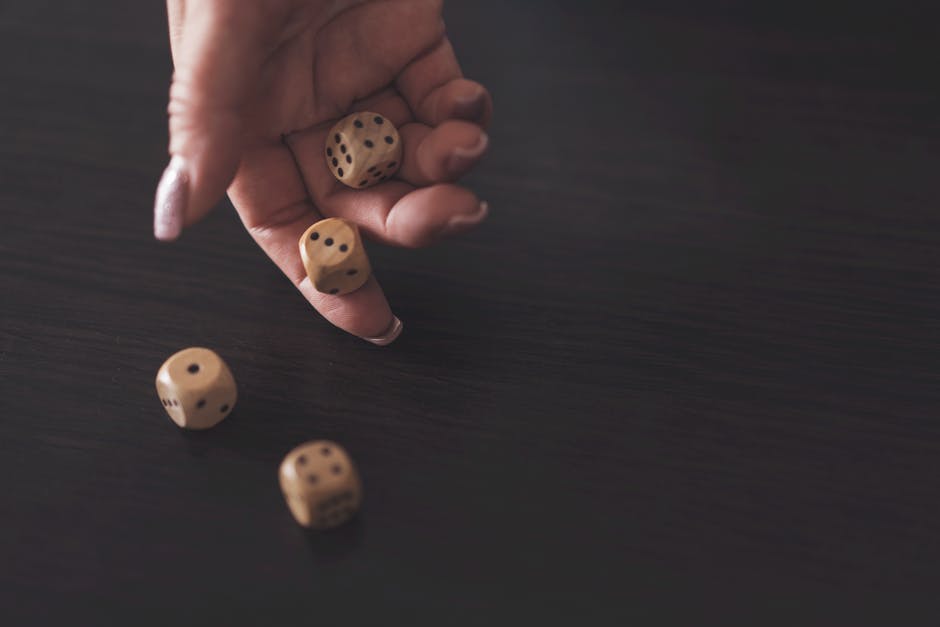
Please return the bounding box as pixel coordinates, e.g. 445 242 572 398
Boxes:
396 120 489 187
227 141 310 230
239 195 399 343
382 185 488 248
221 138 399 344
397 38 494 128
299 277 402 346
154 2 283 241
320 183 487 249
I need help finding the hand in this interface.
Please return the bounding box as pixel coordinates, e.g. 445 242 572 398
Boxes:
154 0 493 344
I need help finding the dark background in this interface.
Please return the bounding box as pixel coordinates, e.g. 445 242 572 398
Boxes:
1 1 939 624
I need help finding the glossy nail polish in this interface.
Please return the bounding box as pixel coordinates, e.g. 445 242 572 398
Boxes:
361 316 403 346
441 201 489 237
153 155 189 241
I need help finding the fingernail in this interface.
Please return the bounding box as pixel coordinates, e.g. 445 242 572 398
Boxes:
153 155 189 241
361 316 403 346
441 201 489 236
446 132 489 174
453 90 486 120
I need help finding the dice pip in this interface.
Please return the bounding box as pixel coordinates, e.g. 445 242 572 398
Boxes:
325 111 402 188
279 440 363 529
155 347 237 430
299 217 371 295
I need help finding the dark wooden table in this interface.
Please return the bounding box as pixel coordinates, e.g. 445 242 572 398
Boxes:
2 1 938 624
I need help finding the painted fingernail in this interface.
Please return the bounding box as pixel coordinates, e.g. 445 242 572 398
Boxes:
361 316 403 346
446 132 489 174
153 155 189 241
441 201 489 237
453 90 486 120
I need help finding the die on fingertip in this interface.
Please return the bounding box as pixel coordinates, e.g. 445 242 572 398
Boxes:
299 218 371 296
155 347 237 430
279 440 363 529
325 112 402 189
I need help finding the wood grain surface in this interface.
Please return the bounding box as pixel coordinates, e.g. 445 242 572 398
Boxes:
1 1 938 624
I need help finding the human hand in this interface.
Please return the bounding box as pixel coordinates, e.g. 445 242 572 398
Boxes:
154 0 493 344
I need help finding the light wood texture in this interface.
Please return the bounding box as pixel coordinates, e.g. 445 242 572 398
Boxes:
299 218 371 295
279 440 363 529
325 111 402 188
154 347 237 430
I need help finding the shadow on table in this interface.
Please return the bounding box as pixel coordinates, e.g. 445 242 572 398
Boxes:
302 514 366 563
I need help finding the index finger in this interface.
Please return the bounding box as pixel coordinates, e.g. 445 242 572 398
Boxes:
228 145 402 345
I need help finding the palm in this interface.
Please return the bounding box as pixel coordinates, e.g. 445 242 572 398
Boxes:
167 0 491 340
250 2 442 135
232 1 480 238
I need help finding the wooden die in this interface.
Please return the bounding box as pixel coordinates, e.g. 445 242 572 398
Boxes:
279 440 363 529
155 347 237 430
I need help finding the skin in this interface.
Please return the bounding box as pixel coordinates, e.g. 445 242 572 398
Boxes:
162 0 493 340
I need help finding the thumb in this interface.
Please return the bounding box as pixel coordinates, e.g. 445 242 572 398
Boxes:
154 2 269 241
